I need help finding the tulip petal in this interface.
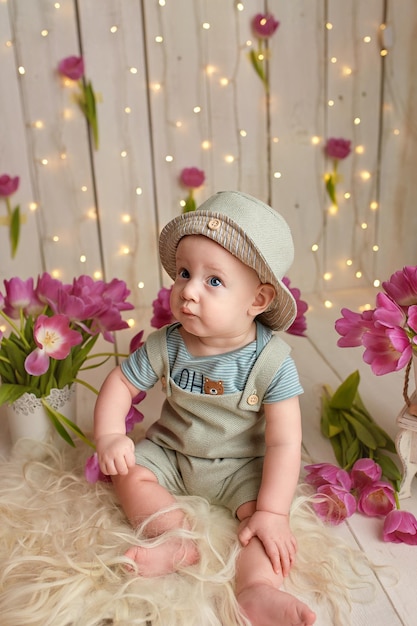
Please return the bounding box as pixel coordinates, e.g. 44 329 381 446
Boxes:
24 348 50 376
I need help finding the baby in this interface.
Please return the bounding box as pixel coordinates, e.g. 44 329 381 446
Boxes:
94 191 316 626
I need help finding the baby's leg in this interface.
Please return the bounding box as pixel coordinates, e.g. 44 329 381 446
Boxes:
236 502 316 626
112 464 199 576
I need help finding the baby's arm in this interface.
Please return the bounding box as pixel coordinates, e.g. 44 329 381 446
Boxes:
94 365 142 476
238 395 302 576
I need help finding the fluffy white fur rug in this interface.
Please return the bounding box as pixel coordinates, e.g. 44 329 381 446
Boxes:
0 439 383 626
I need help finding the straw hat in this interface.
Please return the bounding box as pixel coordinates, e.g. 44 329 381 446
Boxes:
159 191 297 331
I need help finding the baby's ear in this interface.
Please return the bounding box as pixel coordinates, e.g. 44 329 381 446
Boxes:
252 283 275 314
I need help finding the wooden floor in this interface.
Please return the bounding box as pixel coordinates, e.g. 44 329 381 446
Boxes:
0 287 416 625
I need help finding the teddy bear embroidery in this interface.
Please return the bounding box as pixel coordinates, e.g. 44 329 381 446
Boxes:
204 378 224 395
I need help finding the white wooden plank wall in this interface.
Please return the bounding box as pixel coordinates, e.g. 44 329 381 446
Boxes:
0 0 416 315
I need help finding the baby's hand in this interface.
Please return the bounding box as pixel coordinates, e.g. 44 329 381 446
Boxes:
95 434 136 476
238 510 297 577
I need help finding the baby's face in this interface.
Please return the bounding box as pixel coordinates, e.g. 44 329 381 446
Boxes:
170 235 265 342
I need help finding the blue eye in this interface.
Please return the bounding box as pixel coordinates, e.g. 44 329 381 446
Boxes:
179 268 190 279
209 277 222 287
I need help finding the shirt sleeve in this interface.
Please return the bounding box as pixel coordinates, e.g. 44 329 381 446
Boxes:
263 355 304 403
120 343 159 391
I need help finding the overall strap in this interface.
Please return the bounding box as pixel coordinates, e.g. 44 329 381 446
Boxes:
145 326 173 394
238 334 291 412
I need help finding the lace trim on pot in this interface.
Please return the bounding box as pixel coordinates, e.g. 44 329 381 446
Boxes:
10 385 75 416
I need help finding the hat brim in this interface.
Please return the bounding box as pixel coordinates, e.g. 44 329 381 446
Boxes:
159 210 297 332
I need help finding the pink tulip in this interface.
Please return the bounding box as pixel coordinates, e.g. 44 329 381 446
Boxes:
383 509 417 545
408 306 417 335
58 55 85 81
335 307 375 348
151 286 175 329
0 174 19 197
313 484 357 525
282 277 308 336
36 272 66 309
85 453 111 483
251 13 280 39
24 314 83 376
91 309 130 343
382 266 417 307
101 278 135 312
179 167 205 189
129 329 144 354
373 292 407 330
362 325 412 375
125 404 145 433
357 481 396 517
304 462 352 491
350 458 382 490
3 277 43 319
325 138 351 160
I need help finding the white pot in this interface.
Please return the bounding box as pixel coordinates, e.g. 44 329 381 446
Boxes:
6 385 76 446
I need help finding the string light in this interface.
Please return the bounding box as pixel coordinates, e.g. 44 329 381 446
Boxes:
9 9 396 302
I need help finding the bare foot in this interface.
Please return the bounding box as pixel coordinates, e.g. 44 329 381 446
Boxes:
125 537 199 577
238 583 316 626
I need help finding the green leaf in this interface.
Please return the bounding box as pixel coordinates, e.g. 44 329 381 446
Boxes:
325 173 337 206
0 383 39 406
183 196 196 213
373 451 402 485
342 411 378 449
351 405 396 453
54 353 74 389
350 406 386 447
329 371 360 410
84 81 99 150
42 399 94 448
345 437 361 469
43 405 75 447
320 398 343 438
248 49 267 88
10 205 21 258
71 333 98 373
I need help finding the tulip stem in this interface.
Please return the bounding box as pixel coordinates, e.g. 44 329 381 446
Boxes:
0 309 31 349
5 197 12 219
73 377 99 396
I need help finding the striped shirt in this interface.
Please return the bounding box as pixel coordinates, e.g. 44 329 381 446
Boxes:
121 322 303 404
